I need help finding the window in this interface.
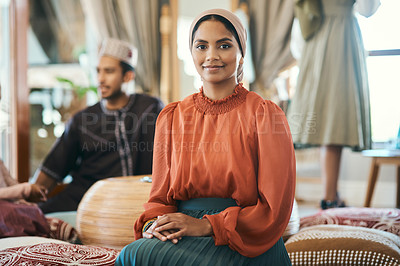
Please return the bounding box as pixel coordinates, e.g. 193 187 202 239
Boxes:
357 0 400 145
28 1 91 176
0 1 13 169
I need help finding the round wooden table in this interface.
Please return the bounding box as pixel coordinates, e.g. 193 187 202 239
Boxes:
362 149 400 208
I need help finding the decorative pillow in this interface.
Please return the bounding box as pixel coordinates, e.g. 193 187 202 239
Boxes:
300 207 400 236
286 225 400 265
0 243 119 265
0 200 49 238
0 236 68 250
46 217 80 244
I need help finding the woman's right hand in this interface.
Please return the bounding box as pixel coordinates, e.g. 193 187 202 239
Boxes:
143 229 180 244
143 212 212 244
143 217 181 244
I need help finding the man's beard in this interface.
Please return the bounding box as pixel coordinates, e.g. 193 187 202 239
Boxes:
103 88 123 100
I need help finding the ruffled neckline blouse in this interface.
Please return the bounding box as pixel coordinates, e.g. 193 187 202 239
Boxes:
193 83 248 115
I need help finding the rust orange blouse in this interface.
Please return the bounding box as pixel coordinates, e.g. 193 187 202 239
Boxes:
134 84 296 257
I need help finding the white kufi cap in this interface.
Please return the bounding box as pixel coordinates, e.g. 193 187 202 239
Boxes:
98 38 138 68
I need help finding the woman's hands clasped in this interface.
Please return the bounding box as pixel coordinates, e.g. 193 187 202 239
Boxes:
143 213 213 244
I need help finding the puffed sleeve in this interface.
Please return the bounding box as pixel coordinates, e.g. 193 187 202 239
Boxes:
134 102 179 239
39 115 81 183
203 100 296 257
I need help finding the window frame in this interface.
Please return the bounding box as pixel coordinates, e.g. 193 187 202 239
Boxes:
2 0 30 182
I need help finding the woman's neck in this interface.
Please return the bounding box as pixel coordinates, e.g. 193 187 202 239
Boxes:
202 81 238 101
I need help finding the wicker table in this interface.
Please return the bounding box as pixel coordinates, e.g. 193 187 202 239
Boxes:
76 175 152 250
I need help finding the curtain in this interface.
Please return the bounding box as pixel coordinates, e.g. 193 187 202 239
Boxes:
80 0 161 96
247 0 295 97
30 0 85 63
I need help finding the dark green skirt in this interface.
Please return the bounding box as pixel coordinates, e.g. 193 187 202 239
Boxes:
115 207 291 266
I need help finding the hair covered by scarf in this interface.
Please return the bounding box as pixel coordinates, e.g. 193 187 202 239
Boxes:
189 9 247 82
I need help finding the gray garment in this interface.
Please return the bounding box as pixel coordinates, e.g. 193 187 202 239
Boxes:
287 0 372 150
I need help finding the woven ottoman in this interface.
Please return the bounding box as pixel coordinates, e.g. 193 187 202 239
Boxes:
286 224 400 265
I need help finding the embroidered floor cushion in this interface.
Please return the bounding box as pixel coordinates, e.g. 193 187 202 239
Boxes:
0 243 119 265
300 207 400 236
0 236 68 250
286 224 400 265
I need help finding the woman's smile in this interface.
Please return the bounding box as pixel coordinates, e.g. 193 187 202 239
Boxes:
203 64 224 72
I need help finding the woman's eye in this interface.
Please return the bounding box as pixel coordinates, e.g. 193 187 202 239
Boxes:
220 44 231 49
196 44 207 50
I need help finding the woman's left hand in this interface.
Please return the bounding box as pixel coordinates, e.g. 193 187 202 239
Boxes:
149 213 213 242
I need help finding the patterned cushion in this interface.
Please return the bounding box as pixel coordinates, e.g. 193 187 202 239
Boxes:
300 207 400 236
286 225 400 265
0 236 68 250
0 243 119 265
46 217 80 243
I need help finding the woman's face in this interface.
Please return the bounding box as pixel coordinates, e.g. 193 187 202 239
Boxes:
191 19 243 86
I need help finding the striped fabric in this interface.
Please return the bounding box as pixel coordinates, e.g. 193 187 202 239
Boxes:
116 208 292 266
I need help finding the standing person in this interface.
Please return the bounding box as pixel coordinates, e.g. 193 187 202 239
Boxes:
33 38 164 214
287 0 380 209
116 9 295 265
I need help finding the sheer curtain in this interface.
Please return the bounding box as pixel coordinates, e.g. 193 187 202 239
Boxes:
30 0 86 63
80 0 162 95
247 0 295 97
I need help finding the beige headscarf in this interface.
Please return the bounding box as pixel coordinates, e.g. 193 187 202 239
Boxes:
189 9 247 82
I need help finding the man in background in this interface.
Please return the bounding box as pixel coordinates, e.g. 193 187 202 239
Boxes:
33 38 164 213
